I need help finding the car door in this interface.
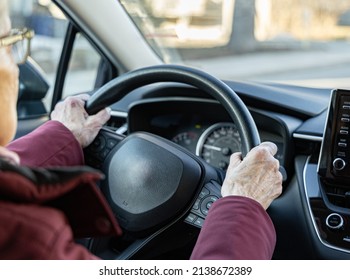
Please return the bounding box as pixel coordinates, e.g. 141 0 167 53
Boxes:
11 0 117 139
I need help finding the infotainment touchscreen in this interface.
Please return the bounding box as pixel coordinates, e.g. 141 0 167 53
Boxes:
318 89 350 183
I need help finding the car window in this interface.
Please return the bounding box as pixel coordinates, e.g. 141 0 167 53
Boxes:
9 0 103 115
62 33 101 99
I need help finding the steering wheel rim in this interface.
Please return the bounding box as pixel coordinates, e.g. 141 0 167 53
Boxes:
86 64 260 156
85 64 261 258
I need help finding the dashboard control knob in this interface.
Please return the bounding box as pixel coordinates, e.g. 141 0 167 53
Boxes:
326 213 344 230
333 158 346 171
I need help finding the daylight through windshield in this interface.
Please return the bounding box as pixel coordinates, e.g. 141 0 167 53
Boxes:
121 0 350 89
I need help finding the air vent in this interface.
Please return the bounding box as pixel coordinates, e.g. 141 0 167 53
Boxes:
105 115 128 135
323 183 350 209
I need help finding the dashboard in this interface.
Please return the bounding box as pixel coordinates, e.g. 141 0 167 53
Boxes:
127 97 291 172
98 79 350 259
92 80 350 259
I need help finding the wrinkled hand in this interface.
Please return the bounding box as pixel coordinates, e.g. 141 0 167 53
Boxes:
221 141 283 210
50 94 111 148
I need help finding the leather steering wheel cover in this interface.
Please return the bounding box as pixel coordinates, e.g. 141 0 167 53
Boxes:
86 64 260 155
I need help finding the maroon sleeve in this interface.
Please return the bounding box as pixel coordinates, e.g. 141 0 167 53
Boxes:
7 120 84 167
190 196 276 260
0 202 100 260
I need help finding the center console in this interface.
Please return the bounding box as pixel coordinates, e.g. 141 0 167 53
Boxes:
316 89 350 252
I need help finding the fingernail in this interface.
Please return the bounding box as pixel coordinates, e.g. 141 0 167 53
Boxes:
106 107 112 114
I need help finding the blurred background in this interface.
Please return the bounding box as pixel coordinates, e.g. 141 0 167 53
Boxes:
9 0 350 90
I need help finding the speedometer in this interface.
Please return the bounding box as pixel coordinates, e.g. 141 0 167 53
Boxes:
196 122 241 170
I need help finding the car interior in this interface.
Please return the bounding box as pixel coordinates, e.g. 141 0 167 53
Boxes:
11 0 350 259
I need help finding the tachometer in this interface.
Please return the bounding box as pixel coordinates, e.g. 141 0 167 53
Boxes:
172 131 198 152
196 122 241 170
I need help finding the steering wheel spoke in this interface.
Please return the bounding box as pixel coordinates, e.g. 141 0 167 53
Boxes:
84 127 125 169
184 180 223 228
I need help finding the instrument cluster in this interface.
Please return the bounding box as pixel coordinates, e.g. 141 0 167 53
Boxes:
127 99 285 170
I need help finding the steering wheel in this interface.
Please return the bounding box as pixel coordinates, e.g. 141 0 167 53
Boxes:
84 64 260 259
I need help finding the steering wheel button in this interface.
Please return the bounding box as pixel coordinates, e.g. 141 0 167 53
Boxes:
99 149 110 160
194 217 204 227
90 136 106 153
199 187 210 198
193 199 201 210
200 196 218 216
206 201 213 209
107 139 118 149
93 138 100 146
185 213 197 224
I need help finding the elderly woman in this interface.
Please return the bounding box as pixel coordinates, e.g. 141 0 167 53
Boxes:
0 0 282 259
0 0 120 260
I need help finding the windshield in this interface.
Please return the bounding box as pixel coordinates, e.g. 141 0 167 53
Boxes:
120 0 350 89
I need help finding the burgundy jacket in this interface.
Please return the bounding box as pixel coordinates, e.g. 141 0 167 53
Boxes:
0 120 276 259
190 196 276 259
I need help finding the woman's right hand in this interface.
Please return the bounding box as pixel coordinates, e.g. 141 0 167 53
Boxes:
221 141 283 210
